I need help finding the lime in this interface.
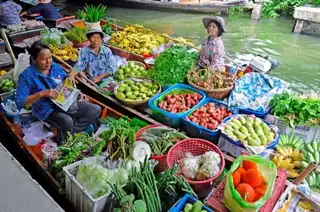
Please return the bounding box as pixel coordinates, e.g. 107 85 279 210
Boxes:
118 69 124 75
143 82 149 87
132 86 139 91
147 91 153 96
125 87 132 92
124 67 130 73
140 86 146 93
146 83 152 88
126 91 133 97
118 93 126 99
152 89 157 94
118 87 125 92
118 74 125 81
136 82 142 87
121 83 128 88
139 67 145 72
133 91 140 96
152 85 158 90
126 80 134 85
128 62 135 68
141 93 147 99
136 97 143 101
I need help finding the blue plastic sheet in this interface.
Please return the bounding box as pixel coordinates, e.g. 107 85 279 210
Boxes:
228 72 287 112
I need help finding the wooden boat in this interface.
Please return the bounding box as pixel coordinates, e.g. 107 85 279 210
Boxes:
103 0 247 14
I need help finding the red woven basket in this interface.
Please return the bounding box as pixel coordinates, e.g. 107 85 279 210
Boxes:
135 124 169 173
166 138 225 198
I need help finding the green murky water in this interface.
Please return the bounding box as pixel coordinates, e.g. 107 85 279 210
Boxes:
64 4 320 92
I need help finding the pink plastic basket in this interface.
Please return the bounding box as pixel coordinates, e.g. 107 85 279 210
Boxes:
166 138 225 198
135 124 169 173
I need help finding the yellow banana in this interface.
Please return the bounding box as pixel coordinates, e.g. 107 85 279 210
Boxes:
276 155 284 167
281 158 292 169
293 161 302 168
287 163 295 170
277 147 287 157
287 147 293 157
288 170 300 178
292 149 300 160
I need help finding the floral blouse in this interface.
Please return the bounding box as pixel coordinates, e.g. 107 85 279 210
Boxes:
199 36 225 71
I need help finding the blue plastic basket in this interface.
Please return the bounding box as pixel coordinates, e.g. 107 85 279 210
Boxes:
182 98 236 143
221 115 279 149
169 193 213 212
148 84 206 128
239 106 271 119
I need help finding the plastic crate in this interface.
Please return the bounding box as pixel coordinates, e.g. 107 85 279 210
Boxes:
239 106 271 119
182 98 236 143
148 84 206 128
63 160 111 212
169 193 214 212
205 168 287 212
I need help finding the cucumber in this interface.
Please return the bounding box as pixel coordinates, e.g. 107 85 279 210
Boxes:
232 119 242 128
239 116 246 125
190 200 203 212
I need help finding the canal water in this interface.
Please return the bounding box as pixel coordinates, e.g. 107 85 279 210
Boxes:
63 4 320 92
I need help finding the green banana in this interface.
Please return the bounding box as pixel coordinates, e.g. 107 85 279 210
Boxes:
312 141 318 152
306 143 315 153
307 174 314 187
314 151 320 164
308 152 316 162
301 161 309 168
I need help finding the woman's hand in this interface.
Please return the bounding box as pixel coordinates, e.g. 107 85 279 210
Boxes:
40 89 58 99
67 72 77 87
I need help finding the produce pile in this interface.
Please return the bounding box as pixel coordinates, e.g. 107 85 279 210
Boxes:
185 102 233 131
137 125 187 156
115 79 160 102
63 27 88 44
270 92 320 127
272 135 304 178
232 160 268 203
5 24 26 34
5 20 44 33
188 69 235 90
115 62 148 81
41 28 68 47
147 46 199 86
180 151 222 181
0 79 15 93
108 25 168 55
222 115 276 146
157 92 202 114
49 44 78 62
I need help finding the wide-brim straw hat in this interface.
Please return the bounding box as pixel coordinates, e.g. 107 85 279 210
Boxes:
86 24 104 39
38 0 52 4
203 16 226 33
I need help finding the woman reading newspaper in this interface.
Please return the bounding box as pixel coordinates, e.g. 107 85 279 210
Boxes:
15 41 101 143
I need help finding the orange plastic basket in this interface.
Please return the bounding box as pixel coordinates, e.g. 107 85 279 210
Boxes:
166 138 225 198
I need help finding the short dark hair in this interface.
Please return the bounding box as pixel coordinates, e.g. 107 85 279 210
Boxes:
86 32 104 40
29 41 50 60
210 20 223 37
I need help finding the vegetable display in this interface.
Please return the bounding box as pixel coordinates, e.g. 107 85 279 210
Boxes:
115 79 160 102
269 92 320 127
109 25 168 55
76 4 107 23
0 79 15 93
158 92 202 114
188 69 235 90
49 44 78 62
115 62 148 81
137 126 187 156
232 160 267 203
272 135 305 178
41 28 68 47
183 201 207 212
147 46 199 86
64 27 88 44
185 102 233 130
222 115 276 146
99 117 141 159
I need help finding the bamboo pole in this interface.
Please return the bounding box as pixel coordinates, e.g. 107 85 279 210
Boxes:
0 28 16 66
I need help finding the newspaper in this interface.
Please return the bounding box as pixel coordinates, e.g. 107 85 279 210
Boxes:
51 80 80 112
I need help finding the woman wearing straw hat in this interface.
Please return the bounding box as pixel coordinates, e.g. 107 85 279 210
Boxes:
199 16 226 72
73 24 116 84
21 0 61 20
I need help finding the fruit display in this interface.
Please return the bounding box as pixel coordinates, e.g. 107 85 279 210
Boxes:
277 134 304 149
115 78 160 102
109 25 168 55
222 115 276 146
185 102 233 130
188 69 236 90
0 79 15 93
183 200 208 212
49 44 78 62
232 160 267 203
157 92 202 114
115 61 148 81
304 171 320 192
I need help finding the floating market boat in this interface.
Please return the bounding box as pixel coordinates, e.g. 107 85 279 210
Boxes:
103 0 247 14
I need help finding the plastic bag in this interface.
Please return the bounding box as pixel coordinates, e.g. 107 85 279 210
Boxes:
12 50 30 84
224 155 277 212
1 99 19 116
180 153 201 179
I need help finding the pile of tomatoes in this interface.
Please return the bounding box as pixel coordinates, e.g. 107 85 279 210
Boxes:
185 102 233 130
232 160 268 203
157 93 202 114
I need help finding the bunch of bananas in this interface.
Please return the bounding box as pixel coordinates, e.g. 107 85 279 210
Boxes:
49 44 78 62
278 134 303 149
302 140 320 165
304 171 320 192
272 146 304 178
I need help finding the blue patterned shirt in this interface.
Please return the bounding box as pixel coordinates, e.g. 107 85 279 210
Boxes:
15 62 67 121
0 0 22 27
73 45 116 80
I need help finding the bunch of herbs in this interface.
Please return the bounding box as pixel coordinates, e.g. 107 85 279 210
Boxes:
64 27 88 43
76 4 107 23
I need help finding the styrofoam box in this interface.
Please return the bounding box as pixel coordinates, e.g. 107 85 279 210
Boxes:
265 114 320 142
63 160 111 212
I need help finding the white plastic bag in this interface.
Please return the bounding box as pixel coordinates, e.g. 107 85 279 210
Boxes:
13 50 30 84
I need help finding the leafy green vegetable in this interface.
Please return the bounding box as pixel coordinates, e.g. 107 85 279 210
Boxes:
76 4 107 23
269 92 320 127
102 17 113 36
64 27 88 43
147 46 199 86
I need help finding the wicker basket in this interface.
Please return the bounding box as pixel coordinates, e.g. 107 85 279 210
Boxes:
114 78 161 107
127 60 146 69
187 70 235 100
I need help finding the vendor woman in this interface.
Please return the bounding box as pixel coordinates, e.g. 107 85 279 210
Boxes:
15 41 101 143
73 25 116 83
199 16 226 72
